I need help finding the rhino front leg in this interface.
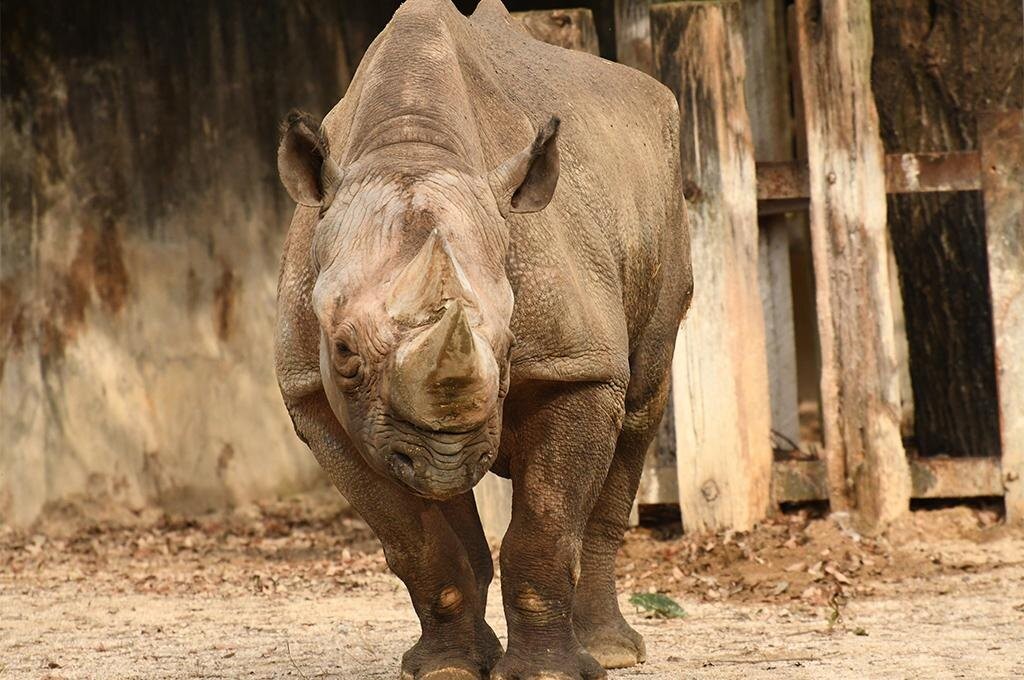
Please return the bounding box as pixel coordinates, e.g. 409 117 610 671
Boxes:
440 491 496 609
288 393 502 679
491 382 626 680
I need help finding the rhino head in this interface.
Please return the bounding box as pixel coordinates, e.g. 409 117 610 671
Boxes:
276 111 560 499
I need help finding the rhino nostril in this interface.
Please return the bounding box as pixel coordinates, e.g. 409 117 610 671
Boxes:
389 450 415 482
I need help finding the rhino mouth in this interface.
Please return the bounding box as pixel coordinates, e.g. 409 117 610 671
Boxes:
382 416 497 498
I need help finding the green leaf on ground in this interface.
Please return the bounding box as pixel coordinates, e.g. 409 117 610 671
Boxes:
628 593 687 619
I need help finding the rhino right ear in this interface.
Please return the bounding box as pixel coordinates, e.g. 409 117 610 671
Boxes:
277 110 343 208
489 116 560 217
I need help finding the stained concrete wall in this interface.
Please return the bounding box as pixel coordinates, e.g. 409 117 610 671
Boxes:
0 1 383 525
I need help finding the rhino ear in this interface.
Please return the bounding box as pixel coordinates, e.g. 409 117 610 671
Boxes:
489 116 560 217
277 110 343 207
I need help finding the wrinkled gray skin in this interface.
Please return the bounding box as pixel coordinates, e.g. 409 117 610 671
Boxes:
274 1 692 678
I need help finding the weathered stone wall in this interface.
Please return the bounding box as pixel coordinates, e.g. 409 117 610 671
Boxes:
0 1 381 525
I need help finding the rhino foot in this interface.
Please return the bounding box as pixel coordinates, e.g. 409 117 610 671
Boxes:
489 648 606 680
400 622 503 680
575 620 646 670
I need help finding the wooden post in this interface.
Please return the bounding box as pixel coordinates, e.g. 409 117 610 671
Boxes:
513 9 600 55
740 0 800 450
614 0 653 75
793 0 909 529
652 1 773 532
978 110 1024 524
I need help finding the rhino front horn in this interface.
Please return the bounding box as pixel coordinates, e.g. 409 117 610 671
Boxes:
389 299 499 432
386 230 475 326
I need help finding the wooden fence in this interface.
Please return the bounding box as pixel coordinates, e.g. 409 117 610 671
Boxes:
476 1 1023 539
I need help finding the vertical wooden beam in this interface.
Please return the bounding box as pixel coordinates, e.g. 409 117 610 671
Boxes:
793 0 909 529
740 0 801 449
614 0 653 74
758 225 800 446
513 9 601 55
979 110 1024 524
652 1 773 532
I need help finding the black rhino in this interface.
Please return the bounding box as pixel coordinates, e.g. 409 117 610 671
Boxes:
275 1 692 677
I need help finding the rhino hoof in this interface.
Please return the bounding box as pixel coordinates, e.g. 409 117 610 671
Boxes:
401 663 480 680
578 625 646 669
489 648 606 680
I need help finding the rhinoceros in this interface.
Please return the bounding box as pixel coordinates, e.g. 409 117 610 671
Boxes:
274 0 692 678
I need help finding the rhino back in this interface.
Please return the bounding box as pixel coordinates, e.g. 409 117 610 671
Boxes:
468 1 688 386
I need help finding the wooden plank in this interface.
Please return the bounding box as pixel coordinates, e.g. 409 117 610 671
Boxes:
756 151 983 201
614 0 653 74
794 0 909 528
773 459 829 503
773 457 1005 502
979 110 1024 524
884 151 983 194
513 9 600 55
741 0 800 449
653 1 773 532
757 161 811 200
910 457 1004 499
888 240 914 438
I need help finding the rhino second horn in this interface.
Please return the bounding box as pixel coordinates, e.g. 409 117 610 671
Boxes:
386 230 475 325
390 300 499 432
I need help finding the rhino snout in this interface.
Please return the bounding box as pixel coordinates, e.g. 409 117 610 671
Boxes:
384 427 496 499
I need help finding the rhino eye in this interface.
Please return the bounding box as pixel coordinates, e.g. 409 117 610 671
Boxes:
333 341 360 379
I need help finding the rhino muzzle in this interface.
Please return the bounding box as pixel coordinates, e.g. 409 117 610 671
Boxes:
385 420 497 498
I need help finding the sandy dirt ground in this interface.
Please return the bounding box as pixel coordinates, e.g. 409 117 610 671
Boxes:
2 492 1023 679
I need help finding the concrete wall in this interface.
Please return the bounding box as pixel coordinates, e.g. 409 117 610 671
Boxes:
0 1 379 525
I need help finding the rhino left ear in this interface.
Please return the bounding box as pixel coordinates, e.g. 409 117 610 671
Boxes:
277 110 343 208
489 116 560 216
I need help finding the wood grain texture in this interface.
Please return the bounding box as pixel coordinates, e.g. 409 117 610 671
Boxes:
513 8 600 55
794 0 909 529
740 0 801 450
871 0 1022 460
759 224 800 446
653 1 773 532
614 0 653 74
979 110 1024 524
774 457 1005 502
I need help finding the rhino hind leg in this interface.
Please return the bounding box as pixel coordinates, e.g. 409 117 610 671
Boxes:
571 404 660 669
573 321 675 669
